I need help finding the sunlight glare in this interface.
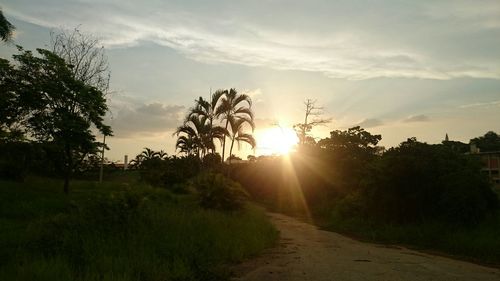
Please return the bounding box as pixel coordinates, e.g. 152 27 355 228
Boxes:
257 126 299 155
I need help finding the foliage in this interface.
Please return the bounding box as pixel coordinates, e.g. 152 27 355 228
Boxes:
362 138 498 224
130 148 201 189
192 173 249 211
2 47 112 193
227 116 255 163
175 115 227 158
317 126 383 190
175 88 254 162
470 131 500 152
0 58 26 141
0 8 15 42
0 179 277 281
202 152 222 169
216 89 254 161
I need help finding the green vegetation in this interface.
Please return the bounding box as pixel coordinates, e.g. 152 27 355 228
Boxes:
231 128 500 264
326 211 500 265
0 178 277 281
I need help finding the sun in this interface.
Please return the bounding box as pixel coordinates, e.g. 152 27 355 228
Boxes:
256 126 299 155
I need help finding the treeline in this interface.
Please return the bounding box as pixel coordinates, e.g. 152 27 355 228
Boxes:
231 127 500 225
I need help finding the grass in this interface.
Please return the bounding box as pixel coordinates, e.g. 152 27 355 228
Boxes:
324 210 500 267
0 177 278 281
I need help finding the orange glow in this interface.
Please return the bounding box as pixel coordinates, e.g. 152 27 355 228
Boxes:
256 126 299 155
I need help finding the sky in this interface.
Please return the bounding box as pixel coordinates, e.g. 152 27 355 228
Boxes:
1 0 499 161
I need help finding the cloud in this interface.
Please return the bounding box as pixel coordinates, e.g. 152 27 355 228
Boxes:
459 100 500 109
4 0 500 80
356 118 384 128
403 114 430 123
108 100 185 138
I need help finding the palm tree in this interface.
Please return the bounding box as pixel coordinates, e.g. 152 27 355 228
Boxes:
175 135 197 156
174 115 227 158
188 90 225 153
216 88 253 162
140 147 159 160
0 8 15 42
227 116 256 164
157 150 168 160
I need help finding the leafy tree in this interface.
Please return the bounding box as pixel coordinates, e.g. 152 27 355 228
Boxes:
216 88 253 162
364 138 498 224
317 126 382 188
0 8 15 42
470 131 500 152
0 58 25 141
318 126 381 154
12 47 112 193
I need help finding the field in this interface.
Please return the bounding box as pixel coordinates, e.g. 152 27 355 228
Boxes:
0 175 278 281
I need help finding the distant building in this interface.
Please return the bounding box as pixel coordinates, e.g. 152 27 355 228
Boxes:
470 148 500 186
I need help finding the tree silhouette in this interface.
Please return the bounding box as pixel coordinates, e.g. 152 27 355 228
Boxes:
0 8 15 42
140 147 159 160
175 115 226 158
470 131 500 152
50 27 110 93
216 88 253 161
227 116 256 164
294 99 331 145
12 47 112 193
188 90 225 153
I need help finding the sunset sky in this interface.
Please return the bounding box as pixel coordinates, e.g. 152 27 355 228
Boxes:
1 0 499 161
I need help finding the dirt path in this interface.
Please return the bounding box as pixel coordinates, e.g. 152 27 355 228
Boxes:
233 213 500 281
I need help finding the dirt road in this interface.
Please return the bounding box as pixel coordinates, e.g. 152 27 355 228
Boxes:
233 213 500 281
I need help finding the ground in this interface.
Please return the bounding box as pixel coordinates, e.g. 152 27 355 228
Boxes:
233 213 500 281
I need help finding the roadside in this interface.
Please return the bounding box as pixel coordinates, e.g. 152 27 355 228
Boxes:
233 212 500 281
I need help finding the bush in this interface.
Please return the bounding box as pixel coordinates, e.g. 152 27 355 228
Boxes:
139 156 201 189
192 173 249 211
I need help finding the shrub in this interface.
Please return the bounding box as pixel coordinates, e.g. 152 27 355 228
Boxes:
192 173 248 211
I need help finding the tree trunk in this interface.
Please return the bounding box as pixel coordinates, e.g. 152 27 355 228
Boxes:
63 142 72 194
229 137 236 165
221 118 229 162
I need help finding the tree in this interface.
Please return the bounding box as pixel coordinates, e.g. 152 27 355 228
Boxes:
0 8 15 42
470 131 500 152
227 116 256 163
294 99 331 146
364 139 498 224
12 47 112 193
139 147 159 160
0 58 26 141
317 126 382 189
50 27 110 93
175 115 226 158
216 88 253 162
188 90 225 153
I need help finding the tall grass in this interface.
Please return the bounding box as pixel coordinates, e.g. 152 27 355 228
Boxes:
0 179 277 280
326 210 500 266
